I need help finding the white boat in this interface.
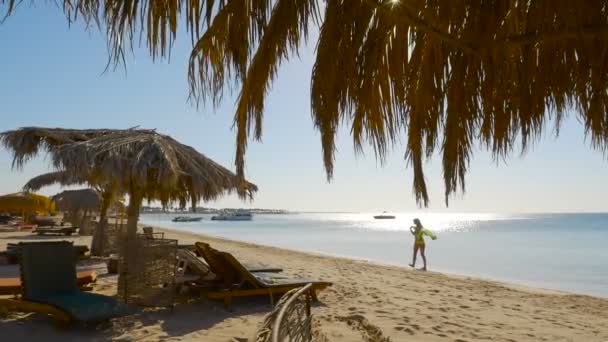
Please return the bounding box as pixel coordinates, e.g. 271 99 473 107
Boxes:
374 211 395 219
211 209 253 221
172 216 203 222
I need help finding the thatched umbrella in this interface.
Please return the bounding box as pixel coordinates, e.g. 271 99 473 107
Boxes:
51 129 256 236
52 189 100 212
51 188 100 234
0 192 55 222
0 127 147 169
4 2 608 206
23 170 87 193
24 171 102 235
50 129 257 279
2 128 140 255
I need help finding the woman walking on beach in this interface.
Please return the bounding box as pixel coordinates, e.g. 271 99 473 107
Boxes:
409 218 437 271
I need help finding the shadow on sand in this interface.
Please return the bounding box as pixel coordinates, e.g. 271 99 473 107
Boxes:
1 234 81 241
0 295 275 341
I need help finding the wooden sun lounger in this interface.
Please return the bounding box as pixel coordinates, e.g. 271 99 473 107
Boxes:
193 243 331 308
0 270 97 295
195 242 283 273
3 243 89 264
33 225 78 236
176 249 214 284
0 242 127 325
142 226 165 240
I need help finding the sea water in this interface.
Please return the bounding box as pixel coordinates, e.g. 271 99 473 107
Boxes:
140 212 608 297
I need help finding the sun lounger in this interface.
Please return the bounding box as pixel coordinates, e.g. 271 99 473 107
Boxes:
33 225 78 236
193 243 331 308
14 224 37 231
0 241 127 325
176 249 216 286
142 226 164 240
195 242 283 274
0 270 97 295
3 243 89 264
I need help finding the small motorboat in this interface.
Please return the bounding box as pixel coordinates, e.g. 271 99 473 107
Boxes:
373 212 396 219
211 209 253 221
172 216 203 222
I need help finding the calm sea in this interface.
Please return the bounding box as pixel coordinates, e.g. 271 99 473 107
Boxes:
140 212 608 298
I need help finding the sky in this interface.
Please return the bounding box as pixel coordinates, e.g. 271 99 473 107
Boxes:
0 6 607 213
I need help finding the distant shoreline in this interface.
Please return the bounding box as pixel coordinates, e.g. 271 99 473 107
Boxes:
141 210 608 215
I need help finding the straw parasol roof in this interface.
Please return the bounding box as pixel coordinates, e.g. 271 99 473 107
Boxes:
0 127 152 169
4 2 608 205
51 189 100 213
0 192 55 213
50 130 258 208
23 170 87 193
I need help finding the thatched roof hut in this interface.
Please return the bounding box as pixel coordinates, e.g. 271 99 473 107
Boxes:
52 189 100 213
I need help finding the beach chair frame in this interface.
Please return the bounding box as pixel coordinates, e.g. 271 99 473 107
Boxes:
0 241 123 326
193 243 330 308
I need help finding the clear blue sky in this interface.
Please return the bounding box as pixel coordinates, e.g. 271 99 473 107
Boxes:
1 7 606 213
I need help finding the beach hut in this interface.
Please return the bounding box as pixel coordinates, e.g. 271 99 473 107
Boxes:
51 189 100 235
0 192 55 223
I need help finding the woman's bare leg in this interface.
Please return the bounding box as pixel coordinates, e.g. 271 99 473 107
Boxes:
409 244 419 267
420 245 427 271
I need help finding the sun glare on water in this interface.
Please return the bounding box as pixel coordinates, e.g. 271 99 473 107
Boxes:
337 212 510 233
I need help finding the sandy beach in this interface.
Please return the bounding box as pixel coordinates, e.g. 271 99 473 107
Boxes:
1 226 607 342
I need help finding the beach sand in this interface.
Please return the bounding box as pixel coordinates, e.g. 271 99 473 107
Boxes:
1 227 607 341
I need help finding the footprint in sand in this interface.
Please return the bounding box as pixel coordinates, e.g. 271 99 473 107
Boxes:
432 325 444 332
394 326 415 335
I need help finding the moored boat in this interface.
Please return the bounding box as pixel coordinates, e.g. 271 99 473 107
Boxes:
211 209 252 221
373 212 396 219
172 216 203 222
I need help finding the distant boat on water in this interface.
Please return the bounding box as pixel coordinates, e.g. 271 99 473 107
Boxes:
374 212 396 219
211 209 253 221
172 216 203 222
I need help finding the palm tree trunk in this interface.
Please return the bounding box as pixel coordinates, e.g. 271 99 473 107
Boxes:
79 209 90 235
126 192 142 240
123 188 143 268
91 191 113 256
119 188 143 301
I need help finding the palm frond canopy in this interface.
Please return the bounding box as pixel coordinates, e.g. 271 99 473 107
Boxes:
52 189 100 212
51 130 257 208
23 170 87 193
0 192 55 213
3 2 608 205
0 127 152 169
